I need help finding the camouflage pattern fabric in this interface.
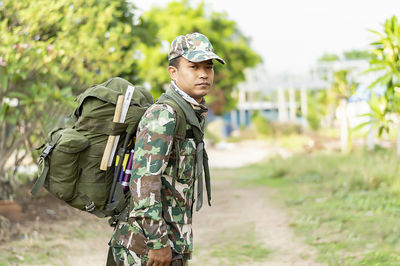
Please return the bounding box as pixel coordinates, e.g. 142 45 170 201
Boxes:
168 32 225 64
109 101 206 264
110 243 148 266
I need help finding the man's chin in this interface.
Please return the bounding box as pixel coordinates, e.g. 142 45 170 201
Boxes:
196 92 209 99
190 93 208 103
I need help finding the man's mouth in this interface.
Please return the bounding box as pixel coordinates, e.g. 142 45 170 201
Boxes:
196 82 210 86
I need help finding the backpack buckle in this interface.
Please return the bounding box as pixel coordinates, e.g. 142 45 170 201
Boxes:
85 201 96 212
40 144 54 160
40 134 61 160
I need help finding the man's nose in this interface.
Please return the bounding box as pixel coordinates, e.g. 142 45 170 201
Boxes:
199 68 208 78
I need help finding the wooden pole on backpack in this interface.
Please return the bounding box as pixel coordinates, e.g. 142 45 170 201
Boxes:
100 95 124 171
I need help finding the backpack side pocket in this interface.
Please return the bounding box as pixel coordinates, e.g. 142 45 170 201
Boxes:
45 128 89 201
70 142 114 210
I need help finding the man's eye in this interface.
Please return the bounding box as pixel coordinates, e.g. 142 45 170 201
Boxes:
190 65 197 68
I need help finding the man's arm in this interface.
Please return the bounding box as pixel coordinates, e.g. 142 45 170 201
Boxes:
129 104 176 262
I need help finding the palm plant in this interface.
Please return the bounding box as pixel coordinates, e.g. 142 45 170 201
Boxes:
368 16 400 156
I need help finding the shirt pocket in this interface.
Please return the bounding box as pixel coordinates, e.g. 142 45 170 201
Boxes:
177 138 196 183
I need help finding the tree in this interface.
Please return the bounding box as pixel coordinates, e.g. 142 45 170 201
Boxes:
0 0 148 199
367 16 400 156
330 70 358 153
343 49 372 60
306 90 327 131
136 0 262 114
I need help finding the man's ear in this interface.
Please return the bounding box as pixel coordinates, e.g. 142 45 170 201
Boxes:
168 66 178 82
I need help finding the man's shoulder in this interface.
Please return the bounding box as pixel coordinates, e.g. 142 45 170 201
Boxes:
142 103 179 121
146 102 176 115
139 103 178 131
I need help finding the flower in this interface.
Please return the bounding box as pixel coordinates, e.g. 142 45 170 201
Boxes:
0 57 6 66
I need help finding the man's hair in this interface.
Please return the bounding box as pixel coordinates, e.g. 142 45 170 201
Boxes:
168 56 182 68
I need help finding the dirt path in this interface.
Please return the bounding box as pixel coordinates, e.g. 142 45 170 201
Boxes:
191 179 322 265
207 140 293 168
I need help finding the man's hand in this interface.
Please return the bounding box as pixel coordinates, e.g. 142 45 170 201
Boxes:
147 246 172 266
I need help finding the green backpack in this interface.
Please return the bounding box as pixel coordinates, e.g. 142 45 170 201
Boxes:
31 77 187 224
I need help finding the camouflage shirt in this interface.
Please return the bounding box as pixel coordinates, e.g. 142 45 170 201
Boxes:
110 89 207 261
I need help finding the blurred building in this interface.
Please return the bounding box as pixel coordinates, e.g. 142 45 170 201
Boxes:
225 63 328 131
221 57 382 136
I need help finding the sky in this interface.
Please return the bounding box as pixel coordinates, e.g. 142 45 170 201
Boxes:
134 0 400 75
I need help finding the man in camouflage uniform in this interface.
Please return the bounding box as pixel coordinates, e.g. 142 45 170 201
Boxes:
109 32 225 265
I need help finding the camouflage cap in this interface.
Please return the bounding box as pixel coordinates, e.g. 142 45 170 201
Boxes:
168 32 225 64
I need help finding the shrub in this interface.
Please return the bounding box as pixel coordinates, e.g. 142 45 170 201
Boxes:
251 113 274 136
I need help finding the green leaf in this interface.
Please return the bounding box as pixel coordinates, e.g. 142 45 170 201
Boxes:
368 73 392 89
368 29 384 38
352 121 372 132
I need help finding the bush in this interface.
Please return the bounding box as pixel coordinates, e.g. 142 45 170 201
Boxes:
272 122 303 136
306 112 321 131
251 114 274 136
250 112 303 137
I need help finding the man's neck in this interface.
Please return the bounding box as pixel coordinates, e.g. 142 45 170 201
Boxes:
171 81 204 106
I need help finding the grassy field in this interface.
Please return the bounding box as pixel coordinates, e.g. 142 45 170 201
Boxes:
209 226 271 265
193 224 272 265
213 147 400 265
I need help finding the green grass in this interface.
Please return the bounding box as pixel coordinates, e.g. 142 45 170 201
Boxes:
0 219 109 265
213 147 400 265
317 127 340 138
274 134 311 150
208 225 271 265
69 227 101 240
0 236 65 265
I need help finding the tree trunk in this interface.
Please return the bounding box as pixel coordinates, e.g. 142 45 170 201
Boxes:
328 104 336 128
367 120 375 151
340 99 349 153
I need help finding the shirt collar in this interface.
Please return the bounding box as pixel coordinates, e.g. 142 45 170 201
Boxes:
171 81 207 108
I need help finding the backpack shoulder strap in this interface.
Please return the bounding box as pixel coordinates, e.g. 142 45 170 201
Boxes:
156 97 186 141
157 93 211 210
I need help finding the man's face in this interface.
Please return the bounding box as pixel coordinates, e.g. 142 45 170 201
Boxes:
168 58 214 103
